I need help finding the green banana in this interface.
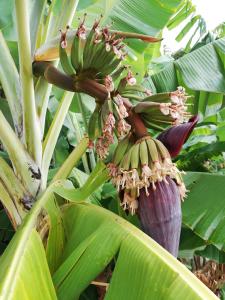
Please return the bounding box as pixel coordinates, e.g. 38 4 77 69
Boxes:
134 102 160 114
99 46 118 69
101 57 121 76
142 117 165 132
142 92 171 103
139 139 149 166
59 43 75 75
112 101 120 121
123 84 146 93
71 34 85 72
83 24 100 69
144 117 172 125
154 139 171 160
120 147 132 170
111 66 126 81
89 40 106 70
113 134 130 165
146 138 159 163
120 93 143 101
130 143 140 169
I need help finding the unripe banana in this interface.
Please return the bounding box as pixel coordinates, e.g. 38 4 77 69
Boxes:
140 140 149 166
146 138 159 163
89 41 106 70
113 134 130 165
141 116 165 131
123 84 146 93
83 25 99 69
71 34 85 72
130 143 140 169
120 93 143 101
112 101 120 121
120 147 132 170
134 102 160 114
154 139 171 160
111 66 126 81
142 92 171 103
101 57 121 76
59 43 75 75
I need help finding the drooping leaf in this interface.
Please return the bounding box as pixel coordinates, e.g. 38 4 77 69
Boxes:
151 37 225 94
0 229 57 300
53 202 217 300
183 172 225 252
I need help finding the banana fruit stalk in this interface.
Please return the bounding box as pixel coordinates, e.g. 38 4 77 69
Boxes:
57 17 127 80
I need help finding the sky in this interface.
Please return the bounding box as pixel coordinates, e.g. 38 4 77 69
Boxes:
162 0 225 52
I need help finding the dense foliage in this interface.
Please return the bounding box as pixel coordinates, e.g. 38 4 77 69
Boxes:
0 0 225 299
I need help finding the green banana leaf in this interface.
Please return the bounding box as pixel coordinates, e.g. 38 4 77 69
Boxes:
52 202 217 300
0 175 217 300
150 37 225 94
183 172 225 252
167 0 196 30
0 189 57 299
76 0 182 53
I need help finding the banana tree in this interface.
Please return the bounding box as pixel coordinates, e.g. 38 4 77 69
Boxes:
0 0 220 299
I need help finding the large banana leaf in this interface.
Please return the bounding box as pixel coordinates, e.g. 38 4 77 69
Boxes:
53 202 217 300
76 0 182 53
0 188 57 299
148 37 225 145
0 178 217 300
150 37 225 94
183 172 225 252
0 229 56 300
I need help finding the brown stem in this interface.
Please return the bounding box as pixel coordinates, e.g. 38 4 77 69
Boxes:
122 97 149 139
33 61 75 91
33 61 149 138
32 61 109 101
75 78 109 101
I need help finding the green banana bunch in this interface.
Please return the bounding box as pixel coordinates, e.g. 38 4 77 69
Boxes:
110 135 182 192
59 16 126 80
108 135 186 214
133 88 191 132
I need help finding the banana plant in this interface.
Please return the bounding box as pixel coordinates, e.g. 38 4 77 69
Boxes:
0 0 221 299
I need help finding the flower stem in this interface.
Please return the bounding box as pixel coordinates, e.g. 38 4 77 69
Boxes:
123 98 149 139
